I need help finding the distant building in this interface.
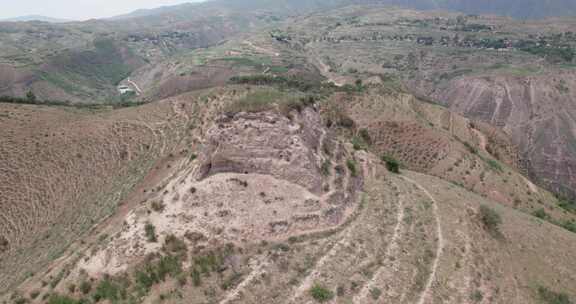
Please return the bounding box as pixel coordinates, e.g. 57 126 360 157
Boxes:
117 85 134 94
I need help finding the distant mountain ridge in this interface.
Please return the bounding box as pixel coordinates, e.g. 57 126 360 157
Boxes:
0 15 72 23
112 0 576 20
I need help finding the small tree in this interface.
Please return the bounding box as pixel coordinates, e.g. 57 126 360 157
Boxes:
26 91 37 103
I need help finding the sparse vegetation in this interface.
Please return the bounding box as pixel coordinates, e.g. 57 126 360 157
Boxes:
464 141 478 154
190 268 202 286
144 222 157 243
370 287 382 300
561 220 576 233
479 205 502 234
382 154 401 174
486 159 503 172
223 88 317 117
0 94 145 109
471 290 484 302
47 294 83 304
533 208 549 220
558 197 576 213
162 234 188 257
347 159 358 177
538 286 573 304
310 284 334 302
321 160 331 176
93 276 124 302
135 253 183 292
352 128 371 151
151 201 165 213
79 280 92 295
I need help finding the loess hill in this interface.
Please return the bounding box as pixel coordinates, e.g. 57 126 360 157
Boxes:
1 1 576 304
2 84 576 303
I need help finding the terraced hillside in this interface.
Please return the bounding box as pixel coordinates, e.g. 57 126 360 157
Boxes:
0 98 194 293
330 88 571 222
257 5 576 200
3 2 576 200
4 85 576 303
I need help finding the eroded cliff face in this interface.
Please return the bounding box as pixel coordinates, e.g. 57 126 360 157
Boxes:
421 71 576 198
77 107 363 276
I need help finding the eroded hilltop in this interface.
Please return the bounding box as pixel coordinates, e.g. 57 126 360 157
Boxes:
2 85 576 303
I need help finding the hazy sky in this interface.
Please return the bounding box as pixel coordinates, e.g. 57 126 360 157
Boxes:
0 0 204 20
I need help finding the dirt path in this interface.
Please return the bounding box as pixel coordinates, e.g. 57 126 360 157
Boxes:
353 196 406 303
308 48 345 87
288 227 354 303
244 40 279 57
219 256 269 304
400 174 445 304
471 127 487 152
127 78 143 95
521 175 539 194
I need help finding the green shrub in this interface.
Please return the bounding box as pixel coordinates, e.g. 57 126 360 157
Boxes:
321 160 331 176
190 268 202 286
26 91 37 103
370 287 382 300
194 251 223 274
382 155 401 174
359 129 371 144
162 234 187 256
135 254 183 291
144 222 157 243
29 290 40 300
47 294 84 304
533 208 548 220
538 286 573 304
13 297 28 304
352 129 371 151
93 277 122 302
309 284 334 302
559 198 576 213
486 159 503 172
561 220 576 233
470 290 484 302
479 205 502 234
346 159 358 177
351 136 368 151
79 280 92 294
151 201 165 213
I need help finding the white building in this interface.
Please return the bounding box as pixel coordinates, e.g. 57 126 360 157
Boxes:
117 85 134 94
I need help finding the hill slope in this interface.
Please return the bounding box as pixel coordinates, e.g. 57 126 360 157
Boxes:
3 85 576 303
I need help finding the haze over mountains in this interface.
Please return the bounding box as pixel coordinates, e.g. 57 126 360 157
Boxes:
1 0 576 303
113 0 576 20
0 15 72 23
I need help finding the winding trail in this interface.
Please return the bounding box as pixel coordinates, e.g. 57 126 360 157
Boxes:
127 78 143 95
400 174 445 304
353 196 406 303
